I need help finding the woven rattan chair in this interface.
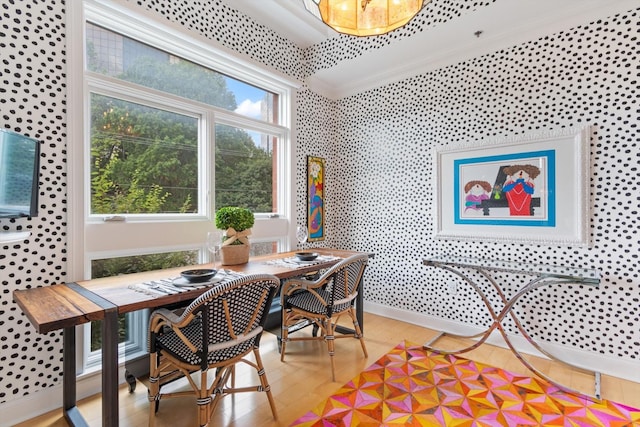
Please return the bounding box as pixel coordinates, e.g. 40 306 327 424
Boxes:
280 253 369 381
148 274 280 427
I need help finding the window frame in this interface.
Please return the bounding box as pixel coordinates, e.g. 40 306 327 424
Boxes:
85 74 212 222
68 0 298 373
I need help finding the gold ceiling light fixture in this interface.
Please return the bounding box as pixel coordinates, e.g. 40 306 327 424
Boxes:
303 0 426 37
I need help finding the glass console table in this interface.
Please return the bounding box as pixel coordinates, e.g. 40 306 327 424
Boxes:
422 255 601 399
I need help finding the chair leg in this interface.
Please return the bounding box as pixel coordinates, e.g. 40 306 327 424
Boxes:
148 352 159 427
326 321 337 382
207 366 230 424
197 370 212 427
254 348 278 420
351 309 368 358
280 312 289 362
230 364 236 389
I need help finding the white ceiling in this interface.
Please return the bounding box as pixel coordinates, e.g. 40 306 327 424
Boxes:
232 0 639 99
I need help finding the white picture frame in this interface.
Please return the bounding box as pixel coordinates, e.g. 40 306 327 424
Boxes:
433 126 591 246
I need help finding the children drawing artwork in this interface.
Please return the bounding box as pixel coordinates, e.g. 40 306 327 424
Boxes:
453 146 557 229
464 180 491 212
460 162 543 218
502 164 540 216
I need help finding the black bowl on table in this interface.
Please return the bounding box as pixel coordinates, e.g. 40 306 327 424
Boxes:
295 252 319 261
180 268 217 283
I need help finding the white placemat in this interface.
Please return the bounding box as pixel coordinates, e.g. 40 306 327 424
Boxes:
264 254 341 268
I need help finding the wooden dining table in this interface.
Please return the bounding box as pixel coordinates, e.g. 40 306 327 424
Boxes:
13 248 372 427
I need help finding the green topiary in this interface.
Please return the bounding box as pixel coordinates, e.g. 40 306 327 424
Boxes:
215 207 255 245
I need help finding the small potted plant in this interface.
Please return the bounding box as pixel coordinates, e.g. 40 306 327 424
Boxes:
215 206 255 265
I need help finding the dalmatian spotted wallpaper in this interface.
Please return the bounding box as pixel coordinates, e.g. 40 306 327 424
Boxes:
1 0 68 405
0 0 638 412
303 0 498 76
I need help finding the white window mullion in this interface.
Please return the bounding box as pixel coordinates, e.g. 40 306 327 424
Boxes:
77 0 294 375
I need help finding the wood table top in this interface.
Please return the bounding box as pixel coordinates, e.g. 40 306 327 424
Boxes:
13 284 108 334
80 248 369 314
14 248 372 333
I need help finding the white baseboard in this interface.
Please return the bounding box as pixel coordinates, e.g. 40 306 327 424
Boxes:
0 366 127 427
3 304 638 426
364 300 640 384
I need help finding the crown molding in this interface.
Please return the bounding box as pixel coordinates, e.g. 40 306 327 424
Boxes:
305 0 639 99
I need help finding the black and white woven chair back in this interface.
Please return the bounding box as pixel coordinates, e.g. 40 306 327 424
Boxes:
209 275 276 359
327 254 368 316
208 275 277 362
279 254 369 381
148 274 281 425
162 274 279 369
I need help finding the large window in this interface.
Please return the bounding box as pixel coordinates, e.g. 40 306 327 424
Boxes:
89 93 200 215
86 23 281 218
72 1 295 370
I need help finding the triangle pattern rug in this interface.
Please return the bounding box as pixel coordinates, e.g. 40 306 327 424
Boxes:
291 341 640 426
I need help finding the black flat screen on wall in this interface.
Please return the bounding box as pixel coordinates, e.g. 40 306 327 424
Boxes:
0 129 40 218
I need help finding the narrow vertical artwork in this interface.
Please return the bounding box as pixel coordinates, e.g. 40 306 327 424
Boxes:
307 156 325 241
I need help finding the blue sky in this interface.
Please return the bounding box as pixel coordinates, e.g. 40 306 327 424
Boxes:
225 77 265 120
224 77 270 147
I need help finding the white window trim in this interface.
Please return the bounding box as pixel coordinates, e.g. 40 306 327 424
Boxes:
85 75 212 223
83 310 149 371
84 0 298 115
67 0 299 373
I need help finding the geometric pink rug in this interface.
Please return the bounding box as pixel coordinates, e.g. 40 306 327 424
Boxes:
292 341 640 426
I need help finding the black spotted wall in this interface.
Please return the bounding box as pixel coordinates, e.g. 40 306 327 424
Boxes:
312 8 640 362
1 0 638 410
132 0 305 81
1 0 67 404
303 0 497 76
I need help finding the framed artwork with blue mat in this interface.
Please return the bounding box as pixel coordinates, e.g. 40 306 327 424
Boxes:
433 127 591 246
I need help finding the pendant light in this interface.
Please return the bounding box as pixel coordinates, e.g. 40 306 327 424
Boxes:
303 0 426 37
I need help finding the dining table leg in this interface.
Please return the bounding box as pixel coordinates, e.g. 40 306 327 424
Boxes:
102 307 119 426
61 308 119 426
63 326 89 427
64 282 120 426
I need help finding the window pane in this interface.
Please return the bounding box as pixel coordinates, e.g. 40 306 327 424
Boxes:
89 251 198 352
90 93 199 215
86 23 278 123
224 77 279 123
215 124 277 213
251 241 279 257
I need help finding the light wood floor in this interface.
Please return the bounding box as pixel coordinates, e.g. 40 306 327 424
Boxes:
15 313 640 426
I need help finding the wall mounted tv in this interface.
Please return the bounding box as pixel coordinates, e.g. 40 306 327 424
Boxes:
0 129 40 219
